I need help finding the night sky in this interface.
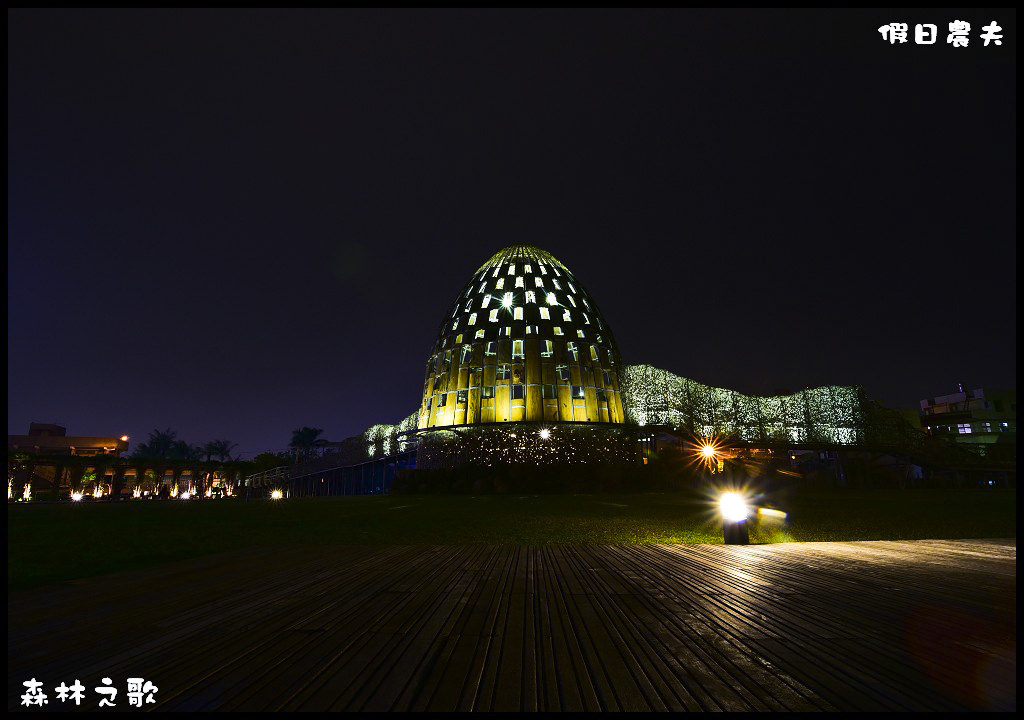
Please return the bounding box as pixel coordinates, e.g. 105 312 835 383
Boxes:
8 9 1016 458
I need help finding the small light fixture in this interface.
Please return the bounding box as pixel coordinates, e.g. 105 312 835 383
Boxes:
180 491 191 500
539 428 551 440
71 492 84 502
121 435 129 442
271 489 284 500
719 491 750 545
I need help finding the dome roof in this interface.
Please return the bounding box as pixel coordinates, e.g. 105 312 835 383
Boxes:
418 245 624 429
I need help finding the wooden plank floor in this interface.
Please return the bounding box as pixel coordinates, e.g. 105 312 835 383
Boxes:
8 540 1016 712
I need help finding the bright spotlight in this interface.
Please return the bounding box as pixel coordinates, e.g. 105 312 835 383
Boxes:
71 492 84 502
719 492 749 522
502 292 514 309
120 435 129 442
180 491 191 500
538 428 551 440
271 489 284 500
700 444 717 460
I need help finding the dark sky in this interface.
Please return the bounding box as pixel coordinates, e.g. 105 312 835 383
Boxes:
8 9 1016 458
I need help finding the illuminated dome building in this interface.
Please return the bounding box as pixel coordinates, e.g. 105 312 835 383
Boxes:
418 246 624 429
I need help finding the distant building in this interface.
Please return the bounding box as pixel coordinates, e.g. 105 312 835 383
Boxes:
919 387 1016 457
8 423 130 457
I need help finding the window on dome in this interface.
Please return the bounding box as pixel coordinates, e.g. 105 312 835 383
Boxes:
535 277 544 288
514 307 523 321
489 309 499 322
577 329 585 338
485 342 497 356
475 328 485 339
542 340 554 357
567 342 578 361
556 365 569 382
496 365 510 380
539 264 548 275
583 313 591 324
526 324 538 335
451 319 458 330
513 340 524 358
525 290 536 303
479 282 486 293
508 264 515 275
590 345 599 361
552 279 561 289
468 313 477 326
495 278 504 289
546 292 558 305
482 386 495 399
539 307 550 320
562 310 571 322
553 326 563 335
524 264 532 273
455 334 463 344
461 345 472 364
568 283 576 293
515 276 524 288
492 267 500 278
481 295 491 308
567 295 576 307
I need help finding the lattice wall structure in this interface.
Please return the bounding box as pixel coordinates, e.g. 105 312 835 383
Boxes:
619 364 865 445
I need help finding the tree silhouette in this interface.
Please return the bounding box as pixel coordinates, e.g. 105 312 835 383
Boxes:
132 428 178 459
289 427 324 463
201 439 237 462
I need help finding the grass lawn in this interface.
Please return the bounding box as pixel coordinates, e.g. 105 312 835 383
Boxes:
7 488 1016 591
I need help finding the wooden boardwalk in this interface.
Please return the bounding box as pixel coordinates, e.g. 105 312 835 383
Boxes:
8 540 1016 712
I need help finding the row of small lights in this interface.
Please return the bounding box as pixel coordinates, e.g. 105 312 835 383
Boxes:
258 431 787 548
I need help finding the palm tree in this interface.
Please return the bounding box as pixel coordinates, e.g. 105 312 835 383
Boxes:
200 440 237 462
289 427 324 464
89 454 116 498
132 429 178 460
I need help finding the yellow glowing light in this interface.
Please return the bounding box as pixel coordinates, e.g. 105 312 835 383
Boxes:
121 435 129 442
132 487 142 498
539 428 551 440
180 491 191 500
271 489 284 500
502 292 514 309
700 444 717 460
719 492 749 522
71 492 84 502
758 507 787 521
